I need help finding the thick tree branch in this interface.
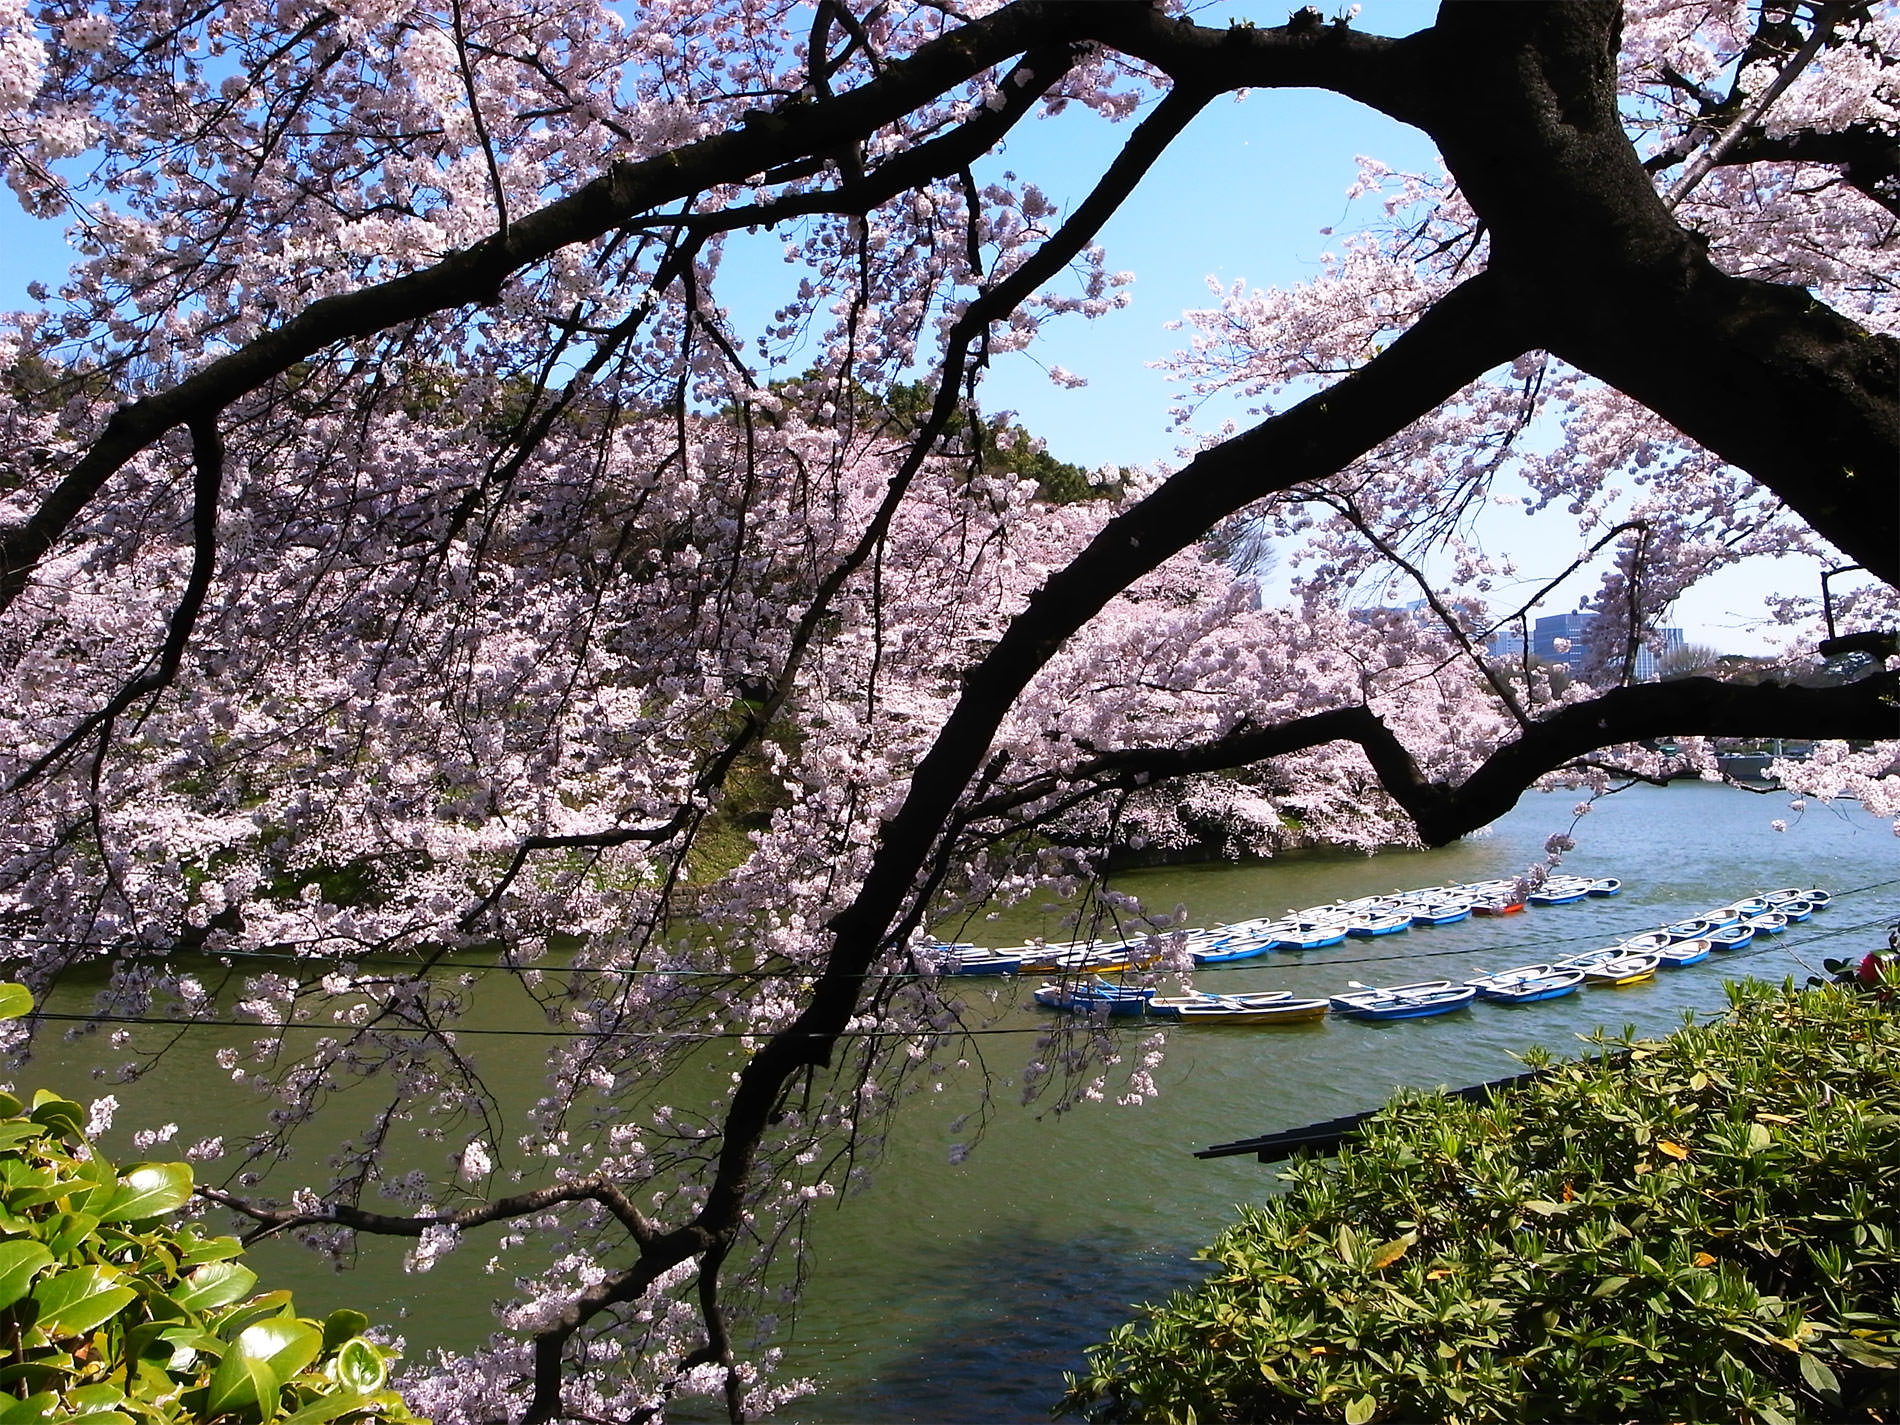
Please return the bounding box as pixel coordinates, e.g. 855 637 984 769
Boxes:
1423 2 1900 584
1658 123 1900 219
964 671 1898 847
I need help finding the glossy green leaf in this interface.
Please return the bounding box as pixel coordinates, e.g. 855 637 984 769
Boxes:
205 1318 326 1420
27 1092 84 1139
320 1310 369 1354
100 1161 194 1222
63 1383 128 1416
154 1324 226 1373
237 1318 324 1381
172 1261 259 1313
0 1391 60 1424
216 1291 297 1340
0 1239 54 1311
203 1349 281 1423
0 983 32 1021
177 1232 245 1268
30 1265 138 1338
277 1392 385 1425
44 1213 103 1260
327 1339 386 1394
0 1089 20 1117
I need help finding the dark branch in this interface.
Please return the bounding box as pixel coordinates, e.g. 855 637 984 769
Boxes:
974 672 1899 848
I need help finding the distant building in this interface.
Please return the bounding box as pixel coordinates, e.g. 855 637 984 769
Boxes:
1484 627 1528 661
1530 611 1684 680
1634 625 1686 681
1532 611 1594 669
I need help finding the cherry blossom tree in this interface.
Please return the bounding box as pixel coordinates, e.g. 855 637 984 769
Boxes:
0 0 1894 1419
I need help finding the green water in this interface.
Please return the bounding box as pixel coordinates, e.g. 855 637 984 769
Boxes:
18 783 1899 1421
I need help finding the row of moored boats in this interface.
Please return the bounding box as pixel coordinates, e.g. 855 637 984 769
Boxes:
1025 886 1830 1026
920 873 1625 978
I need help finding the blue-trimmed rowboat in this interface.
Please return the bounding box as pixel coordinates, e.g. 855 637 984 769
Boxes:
1653 938 1712 968
1662 917 1719 942
1527 884 1589 906
1407 901 1473 927
1587 877 1622 896
1328 980 1477 1020
929 947 1024 975
1189 932 1279 966
1742 911 1788 936
1032 979 1154 1016
1343 909 1413 937
1465 964 1584 1004
1268 919 1351 951
1706 923 1754 950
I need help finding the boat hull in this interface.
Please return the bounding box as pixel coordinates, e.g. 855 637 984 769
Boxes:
1329 982 1476 1020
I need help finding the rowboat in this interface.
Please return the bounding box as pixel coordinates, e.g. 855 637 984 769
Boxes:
1577 952 1660 986
1328 981 1477 1020
1765 886 1829 911
1772 897 1815 922
1662 917 1720 942
1406 901 1473 927
1189 932 1279 966
1653 937 1711 968
1267 919 1351 951
1017 943 1159 975
1526 883 1589 906
1465 964 1584 1003
1342 909 1413 937
1741 911 1788 936
1146 991 1329 1025
924 946 1024 975
1032 980 1155 1015
1587 877 1622 896
1164 998 1330 1025
1706 923 1754 950
1470 895 1526 916
1619 931 1674 954
1722 895 1772 919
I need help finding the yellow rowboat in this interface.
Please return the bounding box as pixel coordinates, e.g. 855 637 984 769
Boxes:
1146 992 1330 1025
1574 951 1661 986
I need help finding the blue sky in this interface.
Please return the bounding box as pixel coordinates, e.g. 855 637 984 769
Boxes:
0 0 1800 653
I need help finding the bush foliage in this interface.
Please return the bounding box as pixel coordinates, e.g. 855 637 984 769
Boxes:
0 984 423 1425
1063 983 1900 1424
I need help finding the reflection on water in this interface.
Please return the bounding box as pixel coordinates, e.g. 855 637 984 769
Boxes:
781 1229 1209 1424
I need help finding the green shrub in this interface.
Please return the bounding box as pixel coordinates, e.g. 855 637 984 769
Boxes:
1063 983 1900 1424
0 983 424 1425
